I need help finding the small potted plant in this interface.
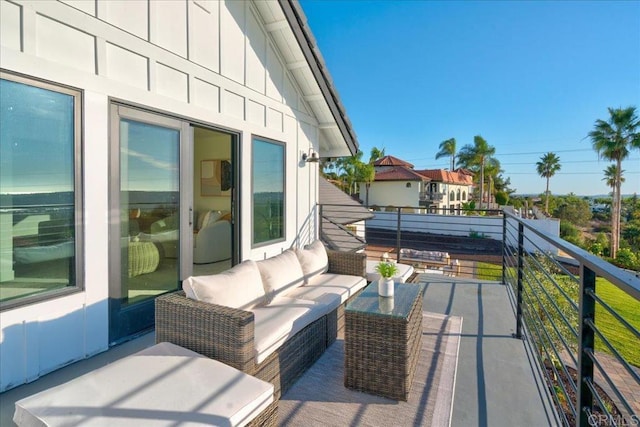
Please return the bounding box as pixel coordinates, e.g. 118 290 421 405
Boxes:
375 261 399 297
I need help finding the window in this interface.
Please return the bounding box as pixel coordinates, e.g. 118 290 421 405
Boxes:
406 182 411 188
456 189 461 201
252 137 285 245
0 73 82 308
463 191 467 201
450 191 455 200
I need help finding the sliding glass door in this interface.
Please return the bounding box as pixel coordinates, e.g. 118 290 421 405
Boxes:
109 105 187 344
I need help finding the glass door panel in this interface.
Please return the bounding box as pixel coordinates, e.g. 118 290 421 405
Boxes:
109 106 182 344
120 119 180 303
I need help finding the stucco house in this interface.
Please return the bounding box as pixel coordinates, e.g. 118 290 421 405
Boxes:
366 155 473 214
0 0 358 391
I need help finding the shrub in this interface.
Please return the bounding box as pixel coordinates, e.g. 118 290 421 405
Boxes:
560 221 583 247
613 248 639 271
589 242 605 257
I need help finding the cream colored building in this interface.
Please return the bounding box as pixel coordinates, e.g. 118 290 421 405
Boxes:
364 155 473 215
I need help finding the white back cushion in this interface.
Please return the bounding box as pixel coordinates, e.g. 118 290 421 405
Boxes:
182 260 265 310
295 240 329 283
256 250 305 299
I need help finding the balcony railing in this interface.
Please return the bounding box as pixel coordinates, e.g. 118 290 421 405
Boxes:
319 203 640 427
418 191 444 202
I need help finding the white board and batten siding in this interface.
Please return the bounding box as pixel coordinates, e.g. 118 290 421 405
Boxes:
0 0 327 391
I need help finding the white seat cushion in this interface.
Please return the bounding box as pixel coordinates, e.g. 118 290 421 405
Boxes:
366 260 414 283
252 297 326 364
287 273 367 307
182 260 265 310
294 240 329 283
13 342 273 427
256 250 305 300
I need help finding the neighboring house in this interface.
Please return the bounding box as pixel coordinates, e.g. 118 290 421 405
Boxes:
0 0 357 391
365 155 473 214
416 169 474 214
319 178 373 252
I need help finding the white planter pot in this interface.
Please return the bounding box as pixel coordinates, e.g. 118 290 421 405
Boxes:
378 278 394 297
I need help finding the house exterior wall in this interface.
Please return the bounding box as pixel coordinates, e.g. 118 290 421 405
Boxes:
0 0 329 391
425 182 471 214
367 181 420 210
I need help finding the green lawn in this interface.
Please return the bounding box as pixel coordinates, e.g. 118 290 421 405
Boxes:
476 262 503 282
594 278 640 366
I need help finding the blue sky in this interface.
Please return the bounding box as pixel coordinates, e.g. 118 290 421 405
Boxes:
300 0 640 196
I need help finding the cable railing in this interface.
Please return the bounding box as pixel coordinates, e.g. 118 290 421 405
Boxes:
319 202 639 427
319 202 507 281
503 210 640 427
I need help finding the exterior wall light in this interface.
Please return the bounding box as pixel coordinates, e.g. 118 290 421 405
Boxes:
302 149 319 163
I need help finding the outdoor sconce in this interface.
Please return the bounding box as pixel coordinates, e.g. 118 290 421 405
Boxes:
302 149 319 163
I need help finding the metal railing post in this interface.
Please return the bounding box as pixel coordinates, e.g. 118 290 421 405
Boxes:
577 265 596 427
515 222 524 339
319 204 323 240
396 207 402 262
502 213 507 286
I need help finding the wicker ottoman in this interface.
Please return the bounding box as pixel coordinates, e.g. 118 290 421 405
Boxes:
14 342 277 427
344 282 424 401
128 241 160 277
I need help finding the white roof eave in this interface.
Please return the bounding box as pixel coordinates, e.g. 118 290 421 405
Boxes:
254 0 358 158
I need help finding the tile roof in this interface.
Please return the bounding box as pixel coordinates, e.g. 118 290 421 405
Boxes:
374 167 428 181
415 169 474 185
373 155 414 168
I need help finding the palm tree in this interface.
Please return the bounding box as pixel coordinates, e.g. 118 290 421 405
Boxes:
588 106 640 258
457 135 496 209
536 152 562 214
603 164 624 220
369 147 385 164
363 147 385 206
435 138 456 171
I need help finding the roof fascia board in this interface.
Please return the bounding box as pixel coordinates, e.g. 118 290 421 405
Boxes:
278 0 358 156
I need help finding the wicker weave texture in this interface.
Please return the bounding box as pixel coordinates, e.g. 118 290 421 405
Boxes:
155 291 256 373
247 400 278 427
344 291 423 401
254 316 327 399
327 250 366 277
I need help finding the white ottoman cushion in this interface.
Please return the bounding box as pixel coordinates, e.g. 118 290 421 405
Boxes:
14 342 273 427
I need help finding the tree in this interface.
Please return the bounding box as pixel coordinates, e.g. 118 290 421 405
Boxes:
457 135 496 210
602 165 624 219
536 152 562 215
369 147 385 163
361 146 385 206
336 151 363 195
435 137 456 171
554 194 592 227
588 106 640 258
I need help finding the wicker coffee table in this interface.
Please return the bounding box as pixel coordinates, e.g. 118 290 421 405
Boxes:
344 281 424 401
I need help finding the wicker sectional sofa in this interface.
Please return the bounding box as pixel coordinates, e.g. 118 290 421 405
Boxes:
155 242 366 399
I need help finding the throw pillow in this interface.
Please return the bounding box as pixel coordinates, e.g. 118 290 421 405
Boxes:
295 240 329 283
256 250 305 300
182 260 265 310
